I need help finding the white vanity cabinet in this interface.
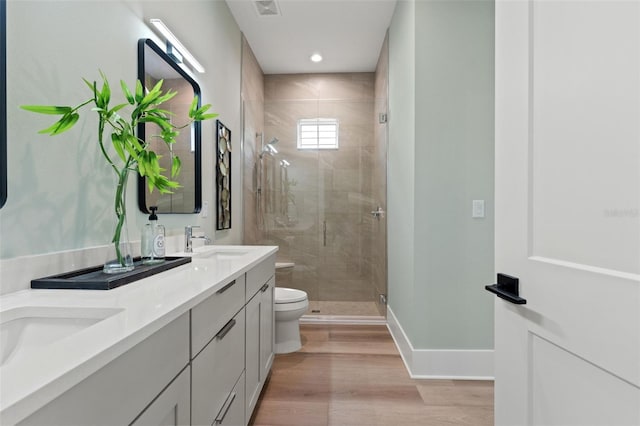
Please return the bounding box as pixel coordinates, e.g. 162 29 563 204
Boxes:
244 255 276 420
191 276 247 426
18 313 190 426
6 248 277 426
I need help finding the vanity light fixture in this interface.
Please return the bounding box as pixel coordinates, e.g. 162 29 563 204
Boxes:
310 53 323 63
149 18 205 73
166 44 183 65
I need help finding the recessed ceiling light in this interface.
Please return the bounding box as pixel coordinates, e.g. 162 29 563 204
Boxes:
254 0 280 16
310 53 323 63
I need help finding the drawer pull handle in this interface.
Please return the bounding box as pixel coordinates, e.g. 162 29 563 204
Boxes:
216 280 236 294
215 318 236 340
214 391 236 424
260 283 269 293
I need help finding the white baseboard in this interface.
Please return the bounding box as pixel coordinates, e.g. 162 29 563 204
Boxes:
386 306 494 380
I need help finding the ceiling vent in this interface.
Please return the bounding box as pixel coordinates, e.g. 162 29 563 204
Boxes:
254 0 281 17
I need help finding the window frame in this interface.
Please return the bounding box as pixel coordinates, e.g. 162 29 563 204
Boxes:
296 118 339 150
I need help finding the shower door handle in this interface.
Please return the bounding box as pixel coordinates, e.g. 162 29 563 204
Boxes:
371 207 385 219
323 220 327 247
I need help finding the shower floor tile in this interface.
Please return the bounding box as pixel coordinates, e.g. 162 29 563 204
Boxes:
306 301 381 316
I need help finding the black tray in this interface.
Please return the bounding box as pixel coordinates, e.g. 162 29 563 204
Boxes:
31 256 192 290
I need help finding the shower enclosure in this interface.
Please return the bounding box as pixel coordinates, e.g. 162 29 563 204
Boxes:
242 70 388 319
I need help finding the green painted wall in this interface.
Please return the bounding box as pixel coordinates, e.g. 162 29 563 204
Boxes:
1 0 242 260
388 0 495 350
387 0 417 338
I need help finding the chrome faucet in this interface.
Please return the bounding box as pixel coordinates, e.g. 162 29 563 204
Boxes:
185 226 212 253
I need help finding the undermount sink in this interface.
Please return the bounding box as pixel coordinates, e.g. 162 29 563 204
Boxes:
197 249 250 261
0 306 123 366
175 246 251 260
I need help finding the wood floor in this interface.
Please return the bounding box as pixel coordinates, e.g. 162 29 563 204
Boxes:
250 324 494 426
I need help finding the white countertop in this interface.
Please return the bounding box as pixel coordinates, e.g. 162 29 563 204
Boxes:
0 245 277 425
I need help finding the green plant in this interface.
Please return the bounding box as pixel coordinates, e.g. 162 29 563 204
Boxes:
22 71 217 268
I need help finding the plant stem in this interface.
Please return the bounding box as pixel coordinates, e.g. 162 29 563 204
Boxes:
112 165 130 266
97 116 119 175
73 98 94 113
96 110 133 267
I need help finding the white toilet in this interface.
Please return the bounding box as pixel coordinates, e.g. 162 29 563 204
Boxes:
274 287 309 354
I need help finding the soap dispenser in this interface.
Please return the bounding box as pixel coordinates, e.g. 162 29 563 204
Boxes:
142 206 165 264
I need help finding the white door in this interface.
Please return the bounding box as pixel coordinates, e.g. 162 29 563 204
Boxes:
493 1 640 425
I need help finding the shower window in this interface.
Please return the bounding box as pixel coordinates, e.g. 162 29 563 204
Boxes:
297 118 339 150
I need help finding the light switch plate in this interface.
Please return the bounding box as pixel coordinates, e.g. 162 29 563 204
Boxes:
202 201 209 218
472 200 485 218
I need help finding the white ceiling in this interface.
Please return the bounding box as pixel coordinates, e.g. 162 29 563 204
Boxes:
225 0 397 75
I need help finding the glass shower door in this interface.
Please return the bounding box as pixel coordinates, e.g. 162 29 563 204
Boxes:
313 98 383 317
249 73 388 319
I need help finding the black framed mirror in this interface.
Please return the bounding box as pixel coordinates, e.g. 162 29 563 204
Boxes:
137 38 202 214
1 0 7 209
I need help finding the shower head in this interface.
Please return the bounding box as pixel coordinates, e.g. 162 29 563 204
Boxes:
259 141 278 158
259 136 280 159
260 138 280 158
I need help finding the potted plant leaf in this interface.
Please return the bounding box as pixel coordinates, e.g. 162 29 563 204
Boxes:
22 71 217 273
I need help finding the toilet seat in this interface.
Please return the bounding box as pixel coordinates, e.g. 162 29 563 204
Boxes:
275 287 307 304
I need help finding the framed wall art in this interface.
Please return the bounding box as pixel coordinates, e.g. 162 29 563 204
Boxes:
216 120 231 230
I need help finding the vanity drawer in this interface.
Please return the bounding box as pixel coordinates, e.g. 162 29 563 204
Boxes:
130 365 190 426
246 254 275 300
192 309 245 426
215 371 246 426
191 274 245 356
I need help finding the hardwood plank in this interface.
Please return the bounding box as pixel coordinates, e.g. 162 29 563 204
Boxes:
250 324 494 426
251 400 329 426
329 401 493 426
300 340 399 356
263 354 332 402
299 324 399 355
416 380 494 407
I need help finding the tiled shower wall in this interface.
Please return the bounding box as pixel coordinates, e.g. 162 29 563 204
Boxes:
261 73 378 304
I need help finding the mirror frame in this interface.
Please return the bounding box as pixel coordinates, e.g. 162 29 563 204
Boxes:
137 38 202 214
1 0 7 208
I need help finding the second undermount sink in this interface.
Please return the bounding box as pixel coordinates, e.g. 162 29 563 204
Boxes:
179 246 251 261
0 306 123 366
197 249 250 261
